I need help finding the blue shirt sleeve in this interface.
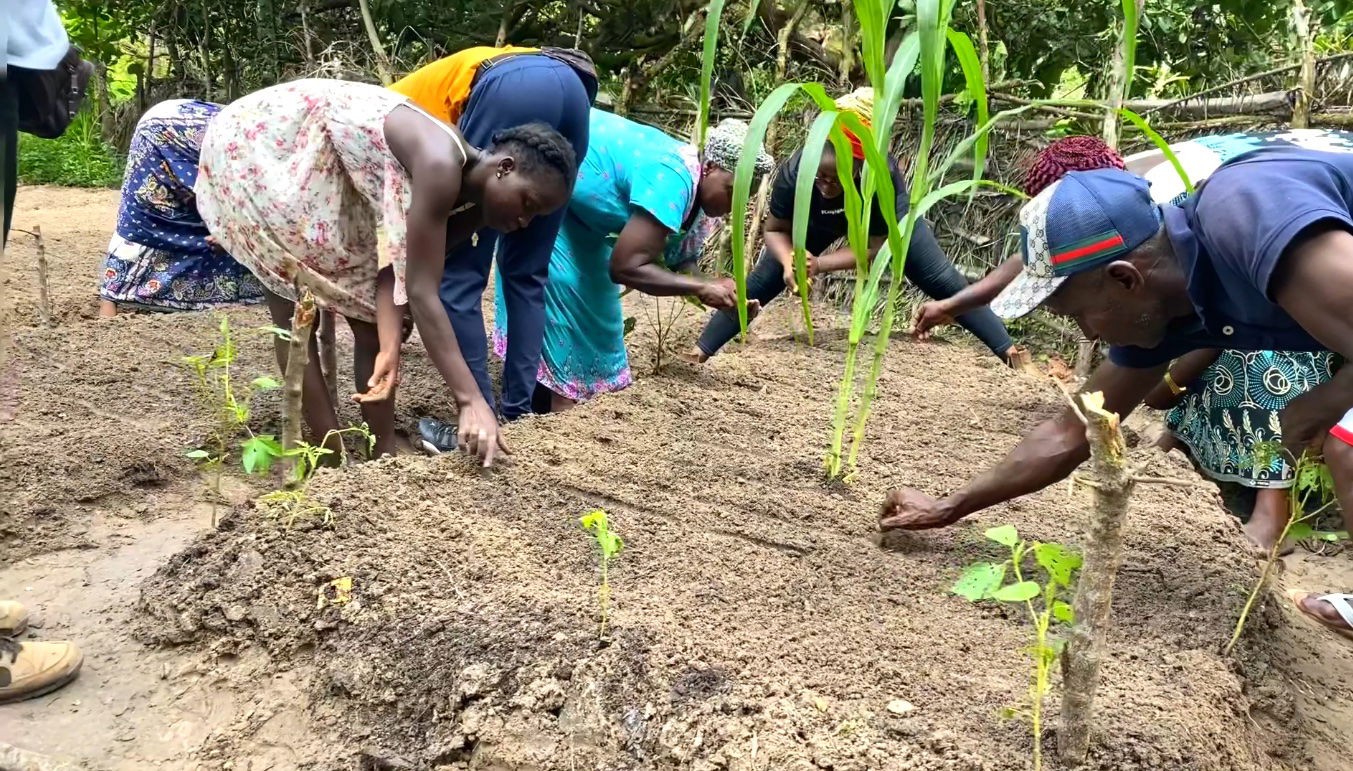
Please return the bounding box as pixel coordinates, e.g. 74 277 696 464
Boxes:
627 156 695 233
1193 151 1353 301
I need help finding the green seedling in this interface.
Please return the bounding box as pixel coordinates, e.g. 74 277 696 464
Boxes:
182 315 280 526
580 508 624 638
952 524 1082 771
254 424 376 529
1227 442 1337 654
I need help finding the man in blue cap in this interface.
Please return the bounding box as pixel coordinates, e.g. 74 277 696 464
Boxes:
880 146 1353 639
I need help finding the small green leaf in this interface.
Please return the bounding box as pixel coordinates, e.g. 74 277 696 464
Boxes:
622 316 637 337
1287 522 1316 542
252 376 281 390
992 581 1040 603
1052 600 1075 624
1033 542 1082 587
951 562 1007 602
984 524 1019 547
241 435 284 475
1316 529 1350 543
185 449 211 460
260 325 294 341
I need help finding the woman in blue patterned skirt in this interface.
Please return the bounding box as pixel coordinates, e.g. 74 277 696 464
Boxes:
98 99 263 316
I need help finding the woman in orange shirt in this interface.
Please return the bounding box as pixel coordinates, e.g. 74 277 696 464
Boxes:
392 47 596 446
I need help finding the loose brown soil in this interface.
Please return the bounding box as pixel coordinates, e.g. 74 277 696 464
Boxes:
2 186 1351 770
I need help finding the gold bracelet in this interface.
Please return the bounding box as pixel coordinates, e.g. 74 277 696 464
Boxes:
1163 372 1186 396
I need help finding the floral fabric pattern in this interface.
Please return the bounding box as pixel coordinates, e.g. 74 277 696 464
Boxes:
99 99 263 310
195 79 421 323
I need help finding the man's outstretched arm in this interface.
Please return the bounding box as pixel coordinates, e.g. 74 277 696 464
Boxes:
880 360 1167 530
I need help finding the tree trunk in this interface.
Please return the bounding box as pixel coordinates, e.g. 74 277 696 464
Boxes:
356 0 394 85
1058 391 1133 766
839 0 855 84
1101 0 1144 149
299 0 315 67
976 0 990 83
282 290 318 472
1291 0 1316 129
495 1 521 47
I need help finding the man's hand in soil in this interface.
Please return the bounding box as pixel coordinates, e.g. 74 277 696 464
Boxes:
458 399 510 467
879 488 960 531
911 299 955 341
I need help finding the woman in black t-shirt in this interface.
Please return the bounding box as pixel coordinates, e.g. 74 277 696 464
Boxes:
686 139 1012 362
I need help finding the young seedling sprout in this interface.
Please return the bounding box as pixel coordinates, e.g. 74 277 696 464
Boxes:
580 508 624 638
1226 442 1337 654
250 424 376 529
952 524 1082 771
182 315 280 526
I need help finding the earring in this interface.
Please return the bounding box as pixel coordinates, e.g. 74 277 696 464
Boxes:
496 170 504 179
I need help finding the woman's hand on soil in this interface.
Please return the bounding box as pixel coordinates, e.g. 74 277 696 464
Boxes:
879 488 960 531
458 398 510 467
696 277 739 309
352 351 399 403
911 300 954 341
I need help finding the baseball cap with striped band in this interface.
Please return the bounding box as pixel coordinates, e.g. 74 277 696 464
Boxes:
990 168 1163 320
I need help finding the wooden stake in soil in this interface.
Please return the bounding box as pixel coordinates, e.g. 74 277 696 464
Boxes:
33 225 51 328
1058 391 1132 766
282 290 317 474
318 309 338 404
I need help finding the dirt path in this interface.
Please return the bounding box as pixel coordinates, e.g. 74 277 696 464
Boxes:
2 185 1352 770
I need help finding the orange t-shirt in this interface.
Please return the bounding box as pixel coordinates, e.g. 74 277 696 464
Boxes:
390 45 539 125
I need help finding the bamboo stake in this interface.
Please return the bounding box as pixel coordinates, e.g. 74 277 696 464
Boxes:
282 290 317 477
1058 391 1131 766
33 226 50 328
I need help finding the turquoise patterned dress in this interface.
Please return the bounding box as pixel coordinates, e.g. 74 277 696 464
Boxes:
1148 129 1353 487
492 109 716 401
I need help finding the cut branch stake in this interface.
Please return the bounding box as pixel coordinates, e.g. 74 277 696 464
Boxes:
282 289 317 477
33 226 51 328
318 309 338 404
1058 391 1132 766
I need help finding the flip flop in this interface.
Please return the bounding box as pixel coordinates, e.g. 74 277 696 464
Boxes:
1289 591 1353 642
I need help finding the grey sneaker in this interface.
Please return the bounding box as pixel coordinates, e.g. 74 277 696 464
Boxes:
417 416 458 455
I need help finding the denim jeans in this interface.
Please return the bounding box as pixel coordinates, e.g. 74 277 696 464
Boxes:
696 219 1012 358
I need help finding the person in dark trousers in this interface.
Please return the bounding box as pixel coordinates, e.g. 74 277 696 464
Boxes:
391 47 595 447
685 90 1011 363
2 0 86 703
880 148 1353 643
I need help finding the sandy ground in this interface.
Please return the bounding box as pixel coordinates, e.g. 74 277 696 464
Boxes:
0 185 1351 770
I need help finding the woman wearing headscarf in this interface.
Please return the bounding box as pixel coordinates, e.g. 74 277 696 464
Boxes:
417 109 772 446
686 87 1013 363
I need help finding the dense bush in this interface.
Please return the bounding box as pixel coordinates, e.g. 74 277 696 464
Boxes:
17 109 124 188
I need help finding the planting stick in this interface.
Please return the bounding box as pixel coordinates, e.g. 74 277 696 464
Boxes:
282 290 317 472
318 309 338 403
1058 391 1131 766
33 226 51 327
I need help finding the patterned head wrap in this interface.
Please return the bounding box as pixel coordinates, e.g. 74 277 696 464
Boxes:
1023 136 1125 196
704 118 774 176
835 87 875 160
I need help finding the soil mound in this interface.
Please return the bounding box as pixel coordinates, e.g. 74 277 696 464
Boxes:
138 333 1311 770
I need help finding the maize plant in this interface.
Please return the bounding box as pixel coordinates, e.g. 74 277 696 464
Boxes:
698 0 1193 480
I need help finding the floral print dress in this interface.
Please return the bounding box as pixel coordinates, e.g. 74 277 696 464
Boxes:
196 79 455 323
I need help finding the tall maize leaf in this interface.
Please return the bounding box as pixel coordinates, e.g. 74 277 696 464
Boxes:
696 0 730 150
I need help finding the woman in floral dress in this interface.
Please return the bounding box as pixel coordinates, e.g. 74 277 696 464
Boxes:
195 78 577 465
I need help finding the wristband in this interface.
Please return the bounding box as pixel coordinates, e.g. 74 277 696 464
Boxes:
1163 372 1186 397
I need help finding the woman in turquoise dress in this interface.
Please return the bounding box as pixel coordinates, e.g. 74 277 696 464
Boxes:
492 110 772 412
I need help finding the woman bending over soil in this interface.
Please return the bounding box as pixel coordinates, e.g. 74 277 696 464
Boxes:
195 79 576 466
687 88 1013 364
493 110 773 414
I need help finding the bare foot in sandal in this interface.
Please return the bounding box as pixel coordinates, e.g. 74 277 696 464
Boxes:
1290 591 1353 641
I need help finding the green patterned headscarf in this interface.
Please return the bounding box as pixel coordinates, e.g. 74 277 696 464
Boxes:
704 118 774 176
